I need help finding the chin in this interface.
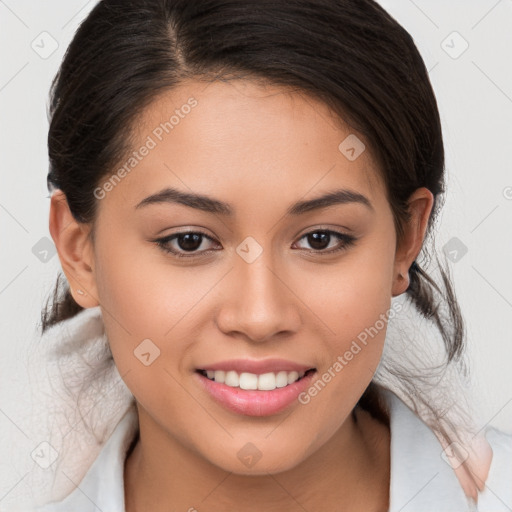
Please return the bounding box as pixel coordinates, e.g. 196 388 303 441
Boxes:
203 442 310 476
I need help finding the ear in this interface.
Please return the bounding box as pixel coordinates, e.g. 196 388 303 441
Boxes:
49 190 99 308
391 187 434 297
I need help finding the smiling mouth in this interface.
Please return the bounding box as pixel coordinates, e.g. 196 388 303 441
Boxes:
196 368 316 391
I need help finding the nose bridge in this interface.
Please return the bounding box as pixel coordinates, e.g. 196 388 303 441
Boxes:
216 243 300 342
241 253 282 308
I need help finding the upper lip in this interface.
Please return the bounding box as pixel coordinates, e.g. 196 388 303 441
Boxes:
197 358 316 375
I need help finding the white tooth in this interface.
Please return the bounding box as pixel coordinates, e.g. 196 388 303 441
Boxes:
214 370 226 384
275 371 289 388
287 371 299 384
211 370 304 389
224 370 239 387
258 372 277 390
239 372 258 390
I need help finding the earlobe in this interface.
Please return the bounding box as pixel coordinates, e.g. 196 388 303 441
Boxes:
49 190 99 308
391 270 410 298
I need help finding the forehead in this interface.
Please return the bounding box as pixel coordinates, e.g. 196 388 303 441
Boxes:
109 78 386 211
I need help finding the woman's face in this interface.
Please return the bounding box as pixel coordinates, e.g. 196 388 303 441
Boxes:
70 79 424 474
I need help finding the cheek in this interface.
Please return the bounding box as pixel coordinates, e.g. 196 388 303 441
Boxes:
300 240 395 377
294 265 393 438
91 235 196 412
290 266 394 460
93 228 207 332
92 229 219 380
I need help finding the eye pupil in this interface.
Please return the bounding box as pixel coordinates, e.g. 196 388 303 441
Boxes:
178 233 202 251
308 231 330 250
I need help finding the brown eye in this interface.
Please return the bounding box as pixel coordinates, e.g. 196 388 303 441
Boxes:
176 233 203 251
294 229 357 254
155 231 219 258
306 231 330 250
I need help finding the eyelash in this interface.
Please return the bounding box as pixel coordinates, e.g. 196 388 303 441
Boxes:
153 229 357 259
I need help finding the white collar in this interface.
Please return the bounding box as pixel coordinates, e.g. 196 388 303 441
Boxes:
381 388 475 511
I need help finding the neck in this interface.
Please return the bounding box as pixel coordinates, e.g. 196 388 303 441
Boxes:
124 404 390 512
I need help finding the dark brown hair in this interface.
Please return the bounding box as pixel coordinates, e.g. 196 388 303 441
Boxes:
41 0 465 425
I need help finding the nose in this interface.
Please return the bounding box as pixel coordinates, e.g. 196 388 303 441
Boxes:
215 252 302 343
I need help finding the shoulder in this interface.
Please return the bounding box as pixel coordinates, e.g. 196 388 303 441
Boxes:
486 426 512 458
477 426 512 511
378 387 512 512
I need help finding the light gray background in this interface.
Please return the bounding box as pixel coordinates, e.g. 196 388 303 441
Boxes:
1 0 511 506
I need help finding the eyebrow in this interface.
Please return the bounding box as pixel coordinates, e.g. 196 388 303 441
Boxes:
135 186 374 216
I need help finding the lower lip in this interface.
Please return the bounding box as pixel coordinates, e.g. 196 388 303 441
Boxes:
195 370 317 417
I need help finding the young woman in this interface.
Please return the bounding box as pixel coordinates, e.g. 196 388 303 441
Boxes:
31 0 511 511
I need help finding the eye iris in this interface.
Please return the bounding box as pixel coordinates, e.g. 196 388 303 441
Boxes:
178 233 202 251
308 231 330 250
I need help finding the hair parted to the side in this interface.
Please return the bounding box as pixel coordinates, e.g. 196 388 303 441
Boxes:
41 0 467 434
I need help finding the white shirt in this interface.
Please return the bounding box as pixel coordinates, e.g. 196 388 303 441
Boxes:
32 387 512 512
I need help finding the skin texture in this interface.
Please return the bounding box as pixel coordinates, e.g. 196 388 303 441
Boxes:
50 79 433 511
